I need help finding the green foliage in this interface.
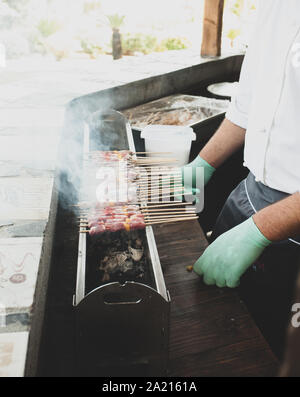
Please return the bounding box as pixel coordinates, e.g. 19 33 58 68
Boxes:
83 0 102 14
80 38 103 57
122 33 189 55
227 0 244 17
160 37 188 51
107 14 125 30
37 19 61 38
227 28 241 41
122 33 157 55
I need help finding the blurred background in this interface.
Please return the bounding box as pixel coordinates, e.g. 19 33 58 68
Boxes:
0 0 258 62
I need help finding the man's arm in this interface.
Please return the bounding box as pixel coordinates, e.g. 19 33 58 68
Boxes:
253 192 300 241
199 118 246 168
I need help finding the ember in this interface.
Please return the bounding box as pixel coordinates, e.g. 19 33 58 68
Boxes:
85 231 153 291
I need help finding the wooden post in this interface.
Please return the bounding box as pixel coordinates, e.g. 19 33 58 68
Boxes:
201 0 225 57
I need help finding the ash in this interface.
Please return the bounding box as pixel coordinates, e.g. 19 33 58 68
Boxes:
99 236 145 283
85 230 151 290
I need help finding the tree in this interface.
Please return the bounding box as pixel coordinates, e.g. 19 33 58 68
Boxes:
107 13 125 60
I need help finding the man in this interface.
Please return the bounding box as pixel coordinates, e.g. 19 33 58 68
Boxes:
184 0 300 357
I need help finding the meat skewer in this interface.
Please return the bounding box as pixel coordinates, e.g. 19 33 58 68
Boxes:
79 215 199 234
86 150 178 165
79 202 197 236
78 148 198 235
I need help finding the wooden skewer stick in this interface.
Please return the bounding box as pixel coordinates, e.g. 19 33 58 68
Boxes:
78 210 196 221
135 164 180 168
136 157 173 160
141 208 195 214
136 168 181 173
136 174 181 179
136 170 181 174
137 184 182 189
139 192 185 199
79 215 198 227
134 152 173 154
137 175 181 179
144 214 197 220
75 201 194 210
138 185 184 193
136 157 176 160
78 213 196 222
136 161 178 168
87 151 172 155
86 156 176 162
138 192 192 200
137 171 181 176
78 208 195 216
145 216 198 226
136 169 181 173
138 180 183 186
144 202 194 208
137 181 182 188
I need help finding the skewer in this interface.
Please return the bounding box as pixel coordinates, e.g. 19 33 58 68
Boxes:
78 213 196 223
145 216 198 226
135 162 178 167
87 154 177 163
87 152 175 160
138 185 184 193
79 215 199 233
136 169 181 174
78 210 195 220
74 201 194 209
138 178 181 187
134 152 172 154
88 151 173 155
141 208 195 213
79 214 197 225
138 192 191 200
136 165 180 170
144 214 197 220
144 201 193 207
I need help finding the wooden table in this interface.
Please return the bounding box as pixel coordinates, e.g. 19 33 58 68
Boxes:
152 220 279 377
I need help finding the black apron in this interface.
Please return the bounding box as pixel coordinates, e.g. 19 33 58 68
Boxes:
211 172 300 358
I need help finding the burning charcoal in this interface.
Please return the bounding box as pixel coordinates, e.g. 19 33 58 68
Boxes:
118 260 134 273
86 229 151 292
129 246 144 262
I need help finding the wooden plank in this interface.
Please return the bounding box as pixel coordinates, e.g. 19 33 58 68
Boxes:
201 0 225 57
152 220 279 376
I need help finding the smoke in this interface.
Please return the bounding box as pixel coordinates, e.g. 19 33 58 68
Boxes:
55 101 204 215
56 104 123 213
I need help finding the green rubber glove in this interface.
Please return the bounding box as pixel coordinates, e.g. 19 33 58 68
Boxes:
182 155 216 193
193 217 271 288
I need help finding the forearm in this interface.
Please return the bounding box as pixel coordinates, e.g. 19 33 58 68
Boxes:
199 118 246 169
253 192 300 242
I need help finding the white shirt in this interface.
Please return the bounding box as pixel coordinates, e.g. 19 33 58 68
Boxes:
226 0 300 194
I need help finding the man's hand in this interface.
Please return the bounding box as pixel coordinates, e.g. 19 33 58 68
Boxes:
193 217 271 288
180 119 246 194
182 155 216 191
